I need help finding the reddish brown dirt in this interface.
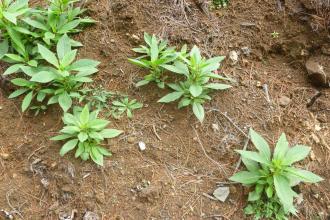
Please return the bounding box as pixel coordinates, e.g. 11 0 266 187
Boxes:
0 0 329 219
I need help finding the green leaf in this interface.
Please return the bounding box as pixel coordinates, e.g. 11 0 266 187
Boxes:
8 88 28 98
192 102 204 122
285 167 323 183
4 64 23 75
6 26 25 55
189 84 203 97
0 40 9 59
97 147 112 156
21 91 33 112
136 79 149 87
3 11 17 24
128 58 149 68
57 34 71 60
229 171 260 184
5 54 25 62
91 146 103 166
100 129 123 138
242 157 259 172
69 59 100 71
60 139 78 156
79 105 90 124
204 83 232 90
274 133 289 160
11 78 29 86
38 44 59 68
60 49 77 67
58 20 80 34
78 132 88 142
60 126 80 134
50 134 73 141
23 18 48 31
62 113 77 125
75 143 84 158
237 150 270 165
30 71 56 83
161 61 189 75
266 185 273 198
158 91 184 103
58 92 72 112
282 145 310 165
88 119 109 130
248 189 262 201
274 175 296 214
150 35 159 62
249 128 271 161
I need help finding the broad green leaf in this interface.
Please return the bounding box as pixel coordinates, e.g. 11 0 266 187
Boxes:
50 134 73 141
128 58 149 68
161 61 189 75
4 63 23 75
97 147 112 156
229 171 261 184
249 128 271 161
38 44 59 67
60 126 80 134
0 40 9 59
88 119 110 130
158 91 184 103
204 83 232 90
21 91 33 112
136 79 149 87
274 175 296 214
58 20 80 34
5 54 25 62
11 78 29 86
57 34 71 60
3 11 17 24
60 49 77 67
242 157 259 172
274 133 289 160
150 35 159 62
75 143 84 158
79 105 90 124
285 167 323 183
266 185 273 198
23 18 48 31
62 113 77 125
100 129 123 138
58 92 72 112
283 145 310 165
60 139 78 156
192 102 204 122
8 88 28 98
91 147 103 166
69 59 100 71
237 150 270 165
30 71 56 83
248 189 262 201
78 132 88 142
189 84 203 97
6 26 25 55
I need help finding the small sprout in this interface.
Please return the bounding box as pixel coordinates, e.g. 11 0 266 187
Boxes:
271 31 280 38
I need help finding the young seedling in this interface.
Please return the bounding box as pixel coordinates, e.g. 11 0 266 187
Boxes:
212 0 229 8
229 128 323 219
79 86 115 111
158 46 232 122
51 105 123 166
128 32 182 88
271 31 279 38
111 97 143 119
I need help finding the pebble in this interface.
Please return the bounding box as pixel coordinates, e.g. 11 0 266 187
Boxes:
127 136 136 144
305 57 329 87
138 141 146 151
0 152 9 160
278 96 291 107
229 50 239 65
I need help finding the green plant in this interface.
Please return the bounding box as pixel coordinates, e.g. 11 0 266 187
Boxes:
6 34 100 112
271 31 279 38
244 197 287 220
212 0 229 8
229 128 323 218
51 105 123 166
79 86 115 111
158 46 232 122
111 97 143 119
128 32 183 88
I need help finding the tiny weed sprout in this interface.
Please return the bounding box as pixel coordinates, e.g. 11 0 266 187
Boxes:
212 0 229 8
111 97 143 119
6 34 100 112
128 32 181 88
51 105 123 166
229 129 323 219
79 87 115 111
159 46 232 122
271 31 279 38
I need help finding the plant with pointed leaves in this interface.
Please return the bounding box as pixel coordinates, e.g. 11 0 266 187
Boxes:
128 33 183 88
158 46 232 122
212 0 229 8
111 97 143 119
229 128 323 218
22 0 94 46
51 105 123 166
6 34 100 112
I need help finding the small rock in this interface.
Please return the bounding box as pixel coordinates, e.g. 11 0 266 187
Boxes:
315 124 321 131
241 46 251 56
229 51 239 65
127 136 136 144
83 211 100 220
110 39 115 43
0 106 2 110
138 141 146 151
278 96 291 107
41 178 49 188
138 186 160 203
310 150 316 161
212 123 219 132
311 133 320 144
213 186 230 202
0 152 9 160
305 57 329 87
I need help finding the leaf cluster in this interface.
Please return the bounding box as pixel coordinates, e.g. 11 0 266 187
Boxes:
230 129 323 218
51 105 123 165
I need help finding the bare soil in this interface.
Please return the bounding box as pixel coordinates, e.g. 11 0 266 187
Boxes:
0 0 329 219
